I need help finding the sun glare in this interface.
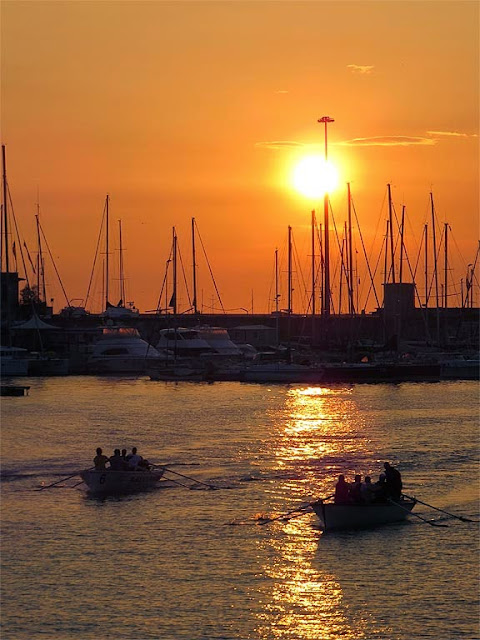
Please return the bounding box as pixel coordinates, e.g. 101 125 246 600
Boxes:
292 155 339 199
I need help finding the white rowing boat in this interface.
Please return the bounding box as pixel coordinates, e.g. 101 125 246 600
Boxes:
311 496 417 532
80 468 165 495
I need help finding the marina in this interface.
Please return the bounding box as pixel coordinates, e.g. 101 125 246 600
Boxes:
1 2 478 638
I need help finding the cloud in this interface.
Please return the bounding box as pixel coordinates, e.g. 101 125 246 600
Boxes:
339 136 436 147
255 141 306 150
347 64 374 74
275 90 289 94
427 130 470 138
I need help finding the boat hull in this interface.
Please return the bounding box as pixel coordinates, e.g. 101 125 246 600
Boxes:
80 469 164 495
312 498 416 531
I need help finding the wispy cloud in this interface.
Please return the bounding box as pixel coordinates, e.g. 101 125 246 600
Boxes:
339 136 436 147
347 64 374 74
427 130 469 138
275 90 289 94
255 141 306 150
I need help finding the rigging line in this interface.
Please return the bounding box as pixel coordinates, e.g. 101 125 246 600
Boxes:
426 225 446 303
329 200 351 312
84 199 107 309
412 225 424 282
39 222 71 307
7 185 31 289
365 188 387 277
366 225 385 309
292 234 309 314
155 247 173 313
351 197 380 309
177 243 193 310
194 220 225 313
400 221 431 340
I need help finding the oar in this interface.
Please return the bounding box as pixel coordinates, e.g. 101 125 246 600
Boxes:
154 465 217 490
388 498 448 528
403 494 479 523
36 467 93 491
258 495 333 525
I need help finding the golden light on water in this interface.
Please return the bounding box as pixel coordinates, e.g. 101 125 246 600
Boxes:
257 386 375 639
292 155 339 198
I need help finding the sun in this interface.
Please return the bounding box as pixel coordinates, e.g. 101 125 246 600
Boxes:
292 155 339 199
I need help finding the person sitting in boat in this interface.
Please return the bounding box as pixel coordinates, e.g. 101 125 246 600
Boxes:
384 462 403 500
349 475 363 503
109 449 124 471
334 474 350 504
126 447 144 470
93 447 110 470
360 476 375 503
372 472 388 502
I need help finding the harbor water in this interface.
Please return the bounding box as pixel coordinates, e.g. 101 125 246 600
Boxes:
1 377 479 639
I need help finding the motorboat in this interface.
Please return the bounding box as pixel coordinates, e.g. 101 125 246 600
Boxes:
80 468 165 495
311 496 417 532
88 326 169 374
156 326 242 359
27 352 70 376
241 362 325 383
439 354 479 380
0 346 30 376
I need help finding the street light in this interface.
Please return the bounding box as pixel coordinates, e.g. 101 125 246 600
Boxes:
317 116 334 316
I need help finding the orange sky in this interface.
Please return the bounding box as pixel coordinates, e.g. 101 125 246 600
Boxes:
2 1 479 313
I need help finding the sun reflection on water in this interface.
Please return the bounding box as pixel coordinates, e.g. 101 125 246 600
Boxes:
257 385 377 639
256 518 363 639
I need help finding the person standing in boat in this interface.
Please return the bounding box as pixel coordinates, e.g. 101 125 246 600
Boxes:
334 474 350 504
384 462 403 500
93 447 110 470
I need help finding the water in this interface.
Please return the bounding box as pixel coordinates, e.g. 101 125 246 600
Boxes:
1 378 479 640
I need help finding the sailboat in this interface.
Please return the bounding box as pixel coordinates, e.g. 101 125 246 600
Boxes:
86 197 165 374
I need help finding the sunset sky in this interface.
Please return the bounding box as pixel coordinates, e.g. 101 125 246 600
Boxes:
2 1 478 314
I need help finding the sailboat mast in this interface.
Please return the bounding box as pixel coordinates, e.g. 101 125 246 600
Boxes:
399 205 405 284
384 219 389 288
275 248 279 314
287 225 292 314
444 222 448 309
192 217 198 314
118 219 125 304
172 226 177 315
424 224 428 308
430 193 440 341
347 183 354 315
35 205 46 302
387 184 395 284
311 210 316 317
105 194 110 311
2 145 10 272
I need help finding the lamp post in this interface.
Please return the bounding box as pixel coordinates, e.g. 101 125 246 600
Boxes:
318 116 334 316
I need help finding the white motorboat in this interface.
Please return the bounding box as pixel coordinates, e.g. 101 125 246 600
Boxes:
311 496 417 532
156 326 242 359
0 346 30 376
80 468 165 495
88 326 169 374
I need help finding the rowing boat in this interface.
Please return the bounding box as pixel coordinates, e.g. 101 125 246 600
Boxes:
311 496 417 532
80 468 165 495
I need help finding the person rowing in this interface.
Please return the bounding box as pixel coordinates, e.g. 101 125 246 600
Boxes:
93 447 109 470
